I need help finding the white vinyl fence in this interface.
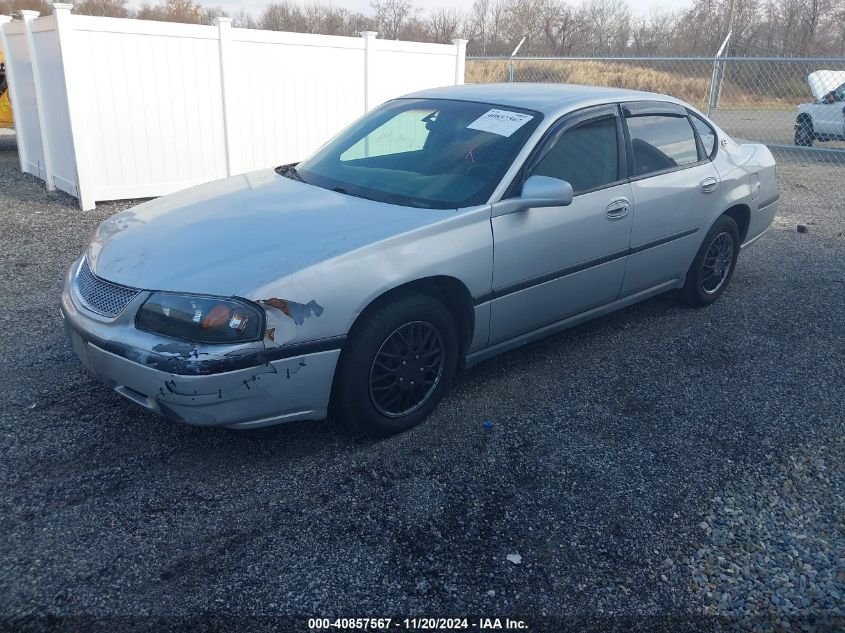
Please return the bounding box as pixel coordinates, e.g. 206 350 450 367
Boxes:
0 3 467 209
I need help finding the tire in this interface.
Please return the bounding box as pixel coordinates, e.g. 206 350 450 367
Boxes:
681 215 740 307
330 292 459 436
794 118 814 147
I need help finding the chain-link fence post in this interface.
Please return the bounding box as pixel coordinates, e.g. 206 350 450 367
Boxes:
708 32 732 117
509 36 526 83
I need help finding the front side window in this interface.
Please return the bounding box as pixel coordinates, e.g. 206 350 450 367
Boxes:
626 114 700 177
296 99 542 209
529 116 619 195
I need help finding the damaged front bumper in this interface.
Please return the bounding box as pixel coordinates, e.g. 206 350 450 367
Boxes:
60 264 342 428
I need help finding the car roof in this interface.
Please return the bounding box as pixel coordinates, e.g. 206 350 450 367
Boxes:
403 83 680 114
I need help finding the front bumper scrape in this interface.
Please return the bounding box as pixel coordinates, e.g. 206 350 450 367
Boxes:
61 269 341 429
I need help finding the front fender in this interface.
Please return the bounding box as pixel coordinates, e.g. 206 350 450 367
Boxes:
244 205 494 351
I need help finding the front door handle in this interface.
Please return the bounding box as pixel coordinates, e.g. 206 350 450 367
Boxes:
700 176 719 193
605 198 630 219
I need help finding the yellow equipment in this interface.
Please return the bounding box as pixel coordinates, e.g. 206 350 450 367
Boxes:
0 48 13 129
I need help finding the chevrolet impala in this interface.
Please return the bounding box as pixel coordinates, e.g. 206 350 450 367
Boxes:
62 83 778 435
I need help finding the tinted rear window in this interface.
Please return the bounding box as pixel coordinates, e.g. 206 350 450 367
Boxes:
627 115 699 177
690 114 717 158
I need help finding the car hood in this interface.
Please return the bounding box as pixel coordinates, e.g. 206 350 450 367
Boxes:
87 169 456 296
807 70 845 101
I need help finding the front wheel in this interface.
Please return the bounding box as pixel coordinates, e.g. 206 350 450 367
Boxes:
794 118 814 146
330 292 459 436
681 216 740 307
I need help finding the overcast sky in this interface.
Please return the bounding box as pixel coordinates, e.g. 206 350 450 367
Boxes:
183 0 696 20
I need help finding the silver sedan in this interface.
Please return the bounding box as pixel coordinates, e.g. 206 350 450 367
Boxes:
62 83 778 435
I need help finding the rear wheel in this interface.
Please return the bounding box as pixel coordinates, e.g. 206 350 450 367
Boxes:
794 117 814 146
331 292 459 436
681 215 740 307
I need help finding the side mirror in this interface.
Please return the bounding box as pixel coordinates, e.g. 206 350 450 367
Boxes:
490 175 574 217
521 175 574 207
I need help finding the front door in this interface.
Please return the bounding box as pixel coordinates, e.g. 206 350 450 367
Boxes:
489 105 633 345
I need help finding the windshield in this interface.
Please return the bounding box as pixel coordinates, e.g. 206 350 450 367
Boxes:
294 99 542 209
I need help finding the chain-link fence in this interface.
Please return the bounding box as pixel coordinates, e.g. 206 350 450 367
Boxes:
466 56 845 166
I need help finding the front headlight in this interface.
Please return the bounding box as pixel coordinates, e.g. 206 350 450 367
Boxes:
136 293 264 344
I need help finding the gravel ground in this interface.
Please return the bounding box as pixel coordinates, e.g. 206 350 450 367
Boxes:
0 130 843 632
684 437 844 628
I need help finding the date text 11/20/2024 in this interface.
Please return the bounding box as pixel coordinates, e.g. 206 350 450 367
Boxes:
308 618 529 630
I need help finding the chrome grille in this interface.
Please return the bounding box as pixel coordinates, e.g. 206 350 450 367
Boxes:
74 257 140 318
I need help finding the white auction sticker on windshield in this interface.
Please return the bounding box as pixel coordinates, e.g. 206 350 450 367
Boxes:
467 109 534 137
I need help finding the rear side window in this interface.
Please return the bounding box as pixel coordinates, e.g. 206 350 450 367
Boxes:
690 114 717 158
626 115 699 177
530 116 619 194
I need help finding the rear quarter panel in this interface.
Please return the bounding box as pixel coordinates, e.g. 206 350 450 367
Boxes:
711 139 777 245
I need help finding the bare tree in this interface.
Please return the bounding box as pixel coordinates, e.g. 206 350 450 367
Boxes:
137 0 224 25
312 5 350 35
465 0 490 53
231 8 257 28
465 0 512 54
259 2 306 31
3 0 842 57
541 0 579 55
497 0 547 54
798 0 830 55
762 0 804 55
0 0 54 15
73 0 131 17
428 7 461 43
343 11 377 35
371 0 416 39
577 0 631 55
302 3 328 33
631 8 680 55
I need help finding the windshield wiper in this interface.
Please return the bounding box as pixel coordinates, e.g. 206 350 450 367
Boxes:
332 186 374 201
276 163 305 183
333 186 436 208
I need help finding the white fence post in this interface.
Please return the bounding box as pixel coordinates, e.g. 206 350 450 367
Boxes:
361 31 377 112
53 3 95 210
216 16 235 177
21 10 55 190
0 15 27 173
452 39 468 85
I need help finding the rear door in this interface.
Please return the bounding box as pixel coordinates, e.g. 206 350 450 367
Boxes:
489 105 633 344
620 102 720 296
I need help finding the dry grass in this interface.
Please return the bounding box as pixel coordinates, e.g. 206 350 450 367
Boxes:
466 59 805 111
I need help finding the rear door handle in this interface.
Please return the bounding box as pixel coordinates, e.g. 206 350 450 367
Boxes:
605 198 630 219
700 176 719 193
